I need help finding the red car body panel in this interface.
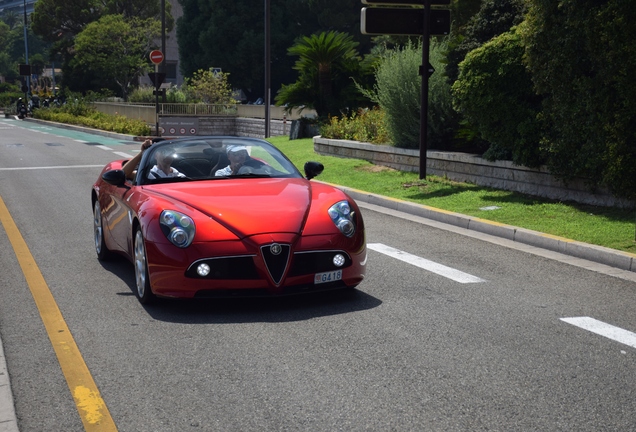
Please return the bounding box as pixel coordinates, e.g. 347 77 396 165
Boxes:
92 137 366 299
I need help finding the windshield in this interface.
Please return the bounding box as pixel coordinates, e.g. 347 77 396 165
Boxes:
138 137 302 184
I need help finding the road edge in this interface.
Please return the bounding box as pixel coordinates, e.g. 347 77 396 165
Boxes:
336 184 636 273
0 336 18 432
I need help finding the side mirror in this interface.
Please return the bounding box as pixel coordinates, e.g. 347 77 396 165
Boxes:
102 169 127 187
304 161 324 180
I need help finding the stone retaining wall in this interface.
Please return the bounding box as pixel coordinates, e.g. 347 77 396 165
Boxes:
186 116 290 137
314 137 632 208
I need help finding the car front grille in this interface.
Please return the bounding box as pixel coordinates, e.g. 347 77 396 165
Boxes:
185 256 259 279
186 248 352 284
288 250 352 276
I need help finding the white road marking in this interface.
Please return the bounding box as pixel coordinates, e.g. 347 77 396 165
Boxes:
95 145 113 151
368 243 486 283
561 317 636 349
0 165 103 171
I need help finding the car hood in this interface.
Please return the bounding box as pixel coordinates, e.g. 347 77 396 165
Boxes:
147 178 311 237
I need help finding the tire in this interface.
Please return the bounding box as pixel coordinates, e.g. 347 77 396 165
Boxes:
93 200 114 261
133 227 155 304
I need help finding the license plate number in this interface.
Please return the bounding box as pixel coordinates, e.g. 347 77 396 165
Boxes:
314 270 342 284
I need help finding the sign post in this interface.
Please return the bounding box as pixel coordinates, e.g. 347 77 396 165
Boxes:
149 50 165 136
360 0 450 179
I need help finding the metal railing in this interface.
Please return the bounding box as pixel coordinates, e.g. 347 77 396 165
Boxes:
91 102 315 124
120 102 238 116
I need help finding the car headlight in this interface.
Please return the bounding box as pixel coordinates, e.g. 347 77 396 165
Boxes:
160 210 195 248
328 200 356 238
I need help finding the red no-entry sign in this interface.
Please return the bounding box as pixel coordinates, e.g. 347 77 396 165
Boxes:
149 50 164 64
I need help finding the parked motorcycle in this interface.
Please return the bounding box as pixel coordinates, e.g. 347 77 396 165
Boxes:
17 103 27 119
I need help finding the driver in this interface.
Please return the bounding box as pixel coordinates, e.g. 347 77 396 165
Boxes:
215 145 263 176
148 147 186 179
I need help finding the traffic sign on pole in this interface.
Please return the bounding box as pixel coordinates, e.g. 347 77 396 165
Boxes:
148 72 166 89
149 50 164 65
361 0 450 4
360 0 450 180
361 7 450 36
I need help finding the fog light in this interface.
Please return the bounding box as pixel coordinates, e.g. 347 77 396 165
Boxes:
333 254 345 267
197 263 211 277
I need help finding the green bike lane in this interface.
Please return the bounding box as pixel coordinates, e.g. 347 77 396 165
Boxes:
0 117 138 147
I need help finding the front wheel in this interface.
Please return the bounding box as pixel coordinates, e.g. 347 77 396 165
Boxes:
133 228 155 304
94 200 114 261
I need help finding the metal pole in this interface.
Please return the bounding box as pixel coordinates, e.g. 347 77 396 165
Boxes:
161 0 166 74
51 61 56 95
264 0 271 138
419 0 432 180
23 0 30 99
154 65 160 136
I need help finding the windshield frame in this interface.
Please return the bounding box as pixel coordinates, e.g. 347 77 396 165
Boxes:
136 136 303 185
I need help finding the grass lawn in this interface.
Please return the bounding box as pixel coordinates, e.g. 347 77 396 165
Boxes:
268 136 636 254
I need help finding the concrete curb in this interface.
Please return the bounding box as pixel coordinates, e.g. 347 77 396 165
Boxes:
337 185 636 273
0 338 18 432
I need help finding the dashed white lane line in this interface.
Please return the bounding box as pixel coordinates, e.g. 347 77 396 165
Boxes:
368 243 487 283
95 145 112 151
560 317 636 349
0 165 103 171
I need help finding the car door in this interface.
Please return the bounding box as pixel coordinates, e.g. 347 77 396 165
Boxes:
101 180 135 256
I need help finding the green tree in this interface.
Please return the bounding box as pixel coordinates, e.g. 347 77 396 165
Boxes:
0 11 21 29
452 27 543 166
72 15 161 99
275 31 369 117
185 69 236 104
445 0 526 85
31 0 171 95
522 0 636 199
176 0 371 101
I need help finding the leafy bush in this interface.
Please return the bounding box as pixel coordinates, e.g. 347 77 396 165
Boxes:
128 86 189 103
452 27 544 167
320 107 390 144
34 104 151 136
360 41 421 148
523 0 636 199
359 39 457 150
0 82 23 108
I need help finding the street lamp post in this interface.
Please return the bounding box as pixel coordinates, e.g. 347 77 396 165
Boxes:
23 0 30 99
264 0 271 138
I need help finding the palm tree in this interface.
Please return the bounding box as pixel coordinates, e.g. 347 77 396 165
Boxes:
1 11 20 29
277 31 367 117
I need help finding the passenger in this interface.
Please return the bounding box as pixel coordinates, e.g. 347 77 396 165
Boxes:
215 145 263 176
148 147 186 179
123 139 153 180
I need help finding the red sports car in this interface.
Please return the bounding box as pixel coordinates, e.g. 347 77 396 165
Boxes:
92 136 366 303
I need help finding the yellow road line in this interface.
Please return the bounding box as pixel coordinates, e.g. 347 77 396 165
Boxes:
0 196 117 431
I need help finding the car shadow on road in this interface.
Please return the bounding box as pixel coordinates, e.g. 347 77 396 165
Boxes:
144 289 382 324
100 258 381 324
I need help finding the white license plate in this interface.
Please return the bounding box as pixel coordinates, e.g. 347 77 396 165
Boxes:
314 270 342 284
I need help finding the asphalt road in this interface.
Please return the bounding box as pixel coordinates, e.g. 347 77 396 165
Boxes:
1 117 636 431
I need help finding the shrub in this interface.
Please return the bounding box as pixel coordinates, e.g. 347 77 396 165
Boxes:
128 86 189 103
320 107 390 144
0 82 23 108
358 39 457 150
451 27 543 167
34 105 151 136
